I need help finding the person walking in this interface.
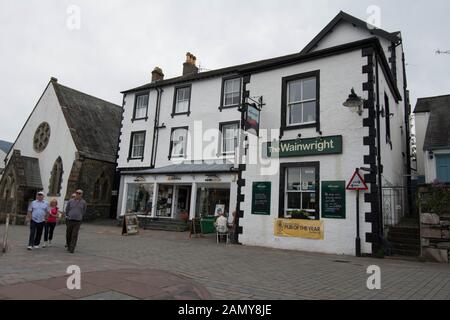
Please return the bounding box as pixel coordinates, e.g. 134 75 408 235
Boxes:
65 189 87 253
25 191 49 250
43 199 59 248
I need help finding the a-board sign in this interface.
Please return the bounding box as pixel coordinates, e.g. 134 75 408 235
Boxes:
122 213 139 235
252 182 271 215
321 181 346 219
346 170 368 191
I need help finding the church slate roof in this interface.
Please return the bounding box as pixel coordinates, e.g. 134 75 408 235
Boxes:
0 140 13 153
414 94 450 151
51 79 122 163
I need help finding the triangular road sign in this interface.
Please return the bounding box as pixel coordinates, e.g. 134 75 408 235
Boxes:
346 170 368 190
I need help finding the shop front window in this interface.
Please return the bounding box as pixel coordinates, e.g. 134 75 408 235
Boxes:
283 165 319 219
195 186 230 218
157 185 174 217
125 183 154 215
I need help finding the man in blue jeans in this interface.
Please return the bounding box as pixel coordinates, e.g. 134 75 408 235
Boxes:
25 191 49 250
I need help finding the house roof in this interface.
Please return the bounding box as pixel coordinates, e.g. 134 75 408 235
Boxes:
414 95 450 150
21 156 43 189
121 163 235 175
0 140 13 153
300 11 401 54
51 79 123 163
123 38 401 101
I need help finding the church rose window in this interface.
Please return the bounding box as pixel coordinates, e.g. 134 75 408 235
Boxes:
33 122 51 152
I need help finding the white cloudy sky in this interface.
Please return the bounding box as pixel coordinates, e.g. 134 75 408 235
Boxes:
1 0 449 142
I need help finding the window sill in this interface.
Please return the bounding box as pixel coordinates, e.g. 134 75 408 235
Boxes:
171 111 191 118
131 117 148 123
282 123 317 131
127 157 144 162
168 155 186 160
219 105 239 111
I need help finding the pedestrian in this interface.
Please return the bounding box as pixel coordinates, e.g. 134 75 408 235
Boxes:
25 191 49 250
65 189 87 253
43 198 59 248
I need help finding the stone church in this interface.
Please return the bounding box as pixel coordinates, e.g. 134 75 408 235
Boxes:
0 77 122 222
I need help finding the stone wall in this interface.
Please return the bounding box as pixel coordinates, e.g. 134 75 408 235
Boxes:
421 212 450 263
65 155 117 221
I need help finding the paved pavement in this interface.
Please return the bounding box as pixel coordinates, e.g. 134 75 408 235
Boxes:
1 221 450 300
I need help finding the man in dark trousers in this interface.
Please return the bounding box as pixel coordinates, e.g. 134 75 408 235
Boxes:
65 189 87 253
25 191 49 250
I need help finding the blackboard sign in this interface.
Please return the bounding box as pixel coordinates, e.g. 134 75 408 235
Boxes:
252 182 271 215
122 213 139 235
321 181 346 219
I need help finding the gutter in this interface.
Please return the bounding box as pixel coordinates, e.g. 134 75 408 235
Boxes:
150 87 164 168
375 54 384 241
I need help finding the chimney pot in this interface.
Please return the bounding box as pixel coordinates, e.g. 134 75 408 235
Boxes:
183 52 198 76
151 67 164 82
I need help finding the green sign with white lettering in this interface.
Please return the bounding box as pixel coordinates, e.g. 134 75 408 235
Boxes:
321 181 346 219
252 182 271 215
266 136 342 158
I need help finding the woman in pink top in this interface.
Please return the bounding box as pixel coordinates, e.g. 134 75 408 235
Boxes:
44 199 59 247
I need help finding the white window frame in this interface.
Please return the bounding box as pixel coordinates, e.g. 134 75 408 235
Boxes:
287 77 317 126
285 167 316 217
134 94 149 120
220 122 239 155
175 87 191 114
171 128 188 158
130 132 145 159
223 78 241 107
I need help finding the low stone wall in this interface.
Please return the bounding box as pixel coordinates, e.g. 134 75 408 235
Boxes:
0 213 27 225
421 213 450 263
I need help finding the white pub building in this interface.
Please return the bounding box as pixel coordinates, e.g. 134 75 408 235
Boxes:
116 12 411 256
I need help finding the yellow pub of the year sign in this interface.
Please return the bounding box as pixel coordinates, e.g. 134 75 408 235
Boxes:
274 219 324 240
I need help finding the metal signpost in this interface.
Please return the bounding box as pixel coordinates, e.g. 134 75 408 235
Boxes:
346 169 368 257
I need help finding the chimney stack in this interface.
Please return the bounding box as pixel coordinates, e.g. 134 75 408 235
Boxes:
151 67 164 82
182 52 198 76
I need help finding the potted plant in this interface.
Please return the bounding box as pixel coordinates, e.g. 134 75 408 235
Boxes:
290 210 310 220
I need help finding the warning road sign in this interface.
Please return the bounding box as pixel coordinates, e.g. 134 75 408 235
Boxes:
346 169 368 191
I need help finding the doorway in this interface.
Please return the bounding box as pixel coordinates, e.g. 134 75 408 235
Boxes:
175 185 191 219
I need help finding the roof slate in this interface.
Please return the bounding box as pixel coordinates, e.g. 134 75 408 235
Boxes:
0 140 13 153
414 95 450 150
121 163 235 175
52 81 122 163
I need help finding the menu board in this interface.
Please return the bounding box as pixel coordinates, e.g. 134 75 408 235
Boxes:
122 213 139 235
321 181 346 219
252 182 271 215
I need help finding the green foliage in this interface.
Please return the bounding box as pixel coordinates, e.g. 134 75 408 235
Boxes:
289 210 311 220
420 182 450 214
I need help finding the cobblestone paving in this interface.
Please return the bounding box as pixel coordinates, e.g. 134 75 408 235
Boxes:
1 222 450 300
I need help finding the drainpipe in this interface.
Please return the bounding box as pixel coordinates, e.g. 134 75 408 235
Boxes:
150 87 164 168
375 54 384 247
401 46 413 217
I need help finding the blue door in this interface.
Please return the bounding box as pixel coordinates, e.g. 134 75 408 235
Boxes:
436 154 450 183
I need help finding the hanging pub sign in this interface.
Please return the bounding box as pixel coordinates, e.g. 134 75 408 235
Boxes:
243 103 260 136
122 213 139 236
252 182 271 215
321 181 346 219
265 136 343 158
